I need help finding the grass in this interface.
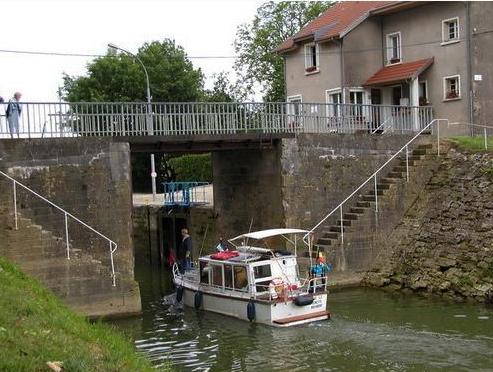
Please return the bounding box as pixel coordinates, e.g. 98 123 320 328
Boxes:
0 256 168 372
449 136 493 152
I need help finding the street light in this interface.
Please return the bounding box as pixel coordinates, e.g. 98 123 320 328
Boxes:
108 43 157 200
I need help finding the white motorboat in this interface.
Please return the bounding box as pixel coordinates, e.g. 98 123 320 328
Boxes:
172 228 330 327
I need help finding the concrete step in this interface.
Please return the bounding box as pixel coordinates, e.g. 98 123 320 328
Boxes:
362 194 378 202
380 177 400 184
350 207 366 214
356 201 371 208
368 189 385 196
393 165 409 173
343 213 359 220
412 148 429 156
316 238 334 246
387 171 404 179
336 219 353 227
322 231 339 239
417 143 434 149
376 183 392 190
329 225 349 232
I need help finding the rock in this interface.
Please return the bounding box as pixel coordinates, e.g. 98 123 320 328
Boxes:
436 257 456 269
439 281 451 291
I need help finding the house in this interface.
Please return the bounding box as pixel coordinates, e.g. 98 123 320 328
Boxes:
275 1 493 134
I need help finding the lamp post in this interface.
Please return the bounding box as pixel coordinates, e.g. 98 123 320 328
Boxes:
108 43 157 200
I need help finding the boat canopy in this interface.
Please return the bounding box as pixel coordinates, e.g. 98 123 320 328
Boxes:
230 228 310 242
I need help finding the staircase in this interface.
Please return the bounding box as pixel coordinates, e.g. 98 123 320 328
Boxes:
0 177 141 318
303 139 448 275
313 143 435 254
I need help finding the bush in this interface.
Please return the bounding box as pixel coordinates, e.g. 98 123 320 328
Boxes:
168 153 212 183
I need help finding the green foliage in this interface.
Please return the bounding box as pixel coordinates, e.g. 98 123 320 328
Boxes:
450 136 493 152
234 1 332 101
0 257 168 371
63 39 204 102
168 153 212 182
202 72 245 102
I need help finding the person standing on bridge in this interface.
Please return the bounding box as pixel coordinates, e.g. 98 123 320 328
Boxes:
6 92 22 138
178 228 193 272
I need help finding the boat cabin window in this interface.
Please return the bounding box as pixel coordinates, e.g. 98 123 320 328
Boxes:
200 261 210 284
253 264 272 279
233 266 248 291
224 264 233 289
211 264 223 287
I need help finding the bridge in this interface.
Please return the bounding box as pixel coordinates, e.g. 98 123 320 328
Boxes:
0 102 434 151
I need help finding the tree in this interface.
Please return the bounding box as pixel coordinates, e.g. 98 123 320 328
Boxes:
202 72 244 103
62 39 204 102
234 1 332 102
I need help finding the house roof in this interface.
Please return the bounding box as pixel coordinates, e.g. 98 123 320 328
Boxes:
363 58 434 86
275 1 397 53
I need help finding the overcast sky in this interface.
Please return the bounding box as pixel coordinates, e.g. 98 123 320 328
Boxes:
0 0 264 102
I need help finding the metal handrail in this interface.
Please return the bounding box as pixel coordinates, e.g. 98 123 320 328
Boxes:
0 169 118 286
448 122 493 150
303 118 448 244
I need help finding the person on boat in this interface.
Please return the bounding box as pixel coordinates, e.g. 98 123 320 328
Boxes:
309 253 332 292
178 228 192 272
215 237 228 252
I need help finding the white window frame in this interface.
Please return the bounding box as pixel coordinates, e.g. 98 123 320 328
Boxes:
348 87 367 117
304 43 320 74
348 87 367 105
386 31 402 65
419 80 428 105
325 88 343 117
287 94 302 116
443 75 461 101
441 17 460 45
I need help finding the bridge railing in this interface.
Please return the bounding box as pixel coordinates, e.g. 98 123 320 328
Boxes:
0 102 433 138
163 182 210 207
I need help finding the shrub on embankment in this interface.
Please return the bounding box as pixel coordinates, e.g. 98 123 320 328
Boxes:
0 256 167 371
364 138 493 302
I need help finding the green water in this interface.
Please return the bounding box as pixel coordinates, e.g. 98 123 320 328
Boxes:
112 265 493 371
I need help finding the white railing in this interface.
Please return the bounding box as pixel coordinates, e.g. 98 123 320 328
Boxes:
448 122 493 150
0 102 433 138
0 170 118 286
304 118 448 245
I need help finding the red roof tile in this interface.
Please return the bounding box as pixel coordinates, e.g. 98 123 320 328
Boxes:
275 1 396 53
363 58 434 86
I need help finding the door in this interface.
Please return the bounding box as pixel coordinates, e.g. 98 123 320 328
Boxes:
370 89 382 131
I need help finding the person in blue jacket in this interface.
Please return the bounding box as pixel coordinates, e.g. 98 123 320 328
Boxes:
310 253 332 292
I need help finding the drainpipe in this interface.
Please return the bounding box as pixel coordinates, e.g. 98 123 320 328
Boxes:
338 39 345 103
465 1 474 134
283 55 287 101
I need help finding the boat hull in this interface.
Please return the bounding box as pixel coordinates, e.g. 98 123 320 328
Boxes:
178 284 329 327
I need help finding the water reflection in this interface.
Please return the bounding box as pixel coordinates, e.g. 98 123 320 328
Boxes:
111 265 493 371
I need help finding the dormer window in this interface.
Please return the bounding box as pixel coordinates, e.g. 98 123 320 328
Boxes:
386 32 401 64
442 17 459 44
304 43 319 74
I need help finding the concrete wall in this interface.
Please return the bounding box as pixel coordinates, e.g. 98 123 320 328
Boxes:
470 1 493 128
213 145 284 239
343 17 383 98
0 138 140 317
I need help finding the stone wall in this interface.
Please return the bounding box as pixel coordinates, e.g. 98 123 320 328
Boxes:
365 147 493 302
0 138 141 316
281 133 429 230
212 145 284 238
